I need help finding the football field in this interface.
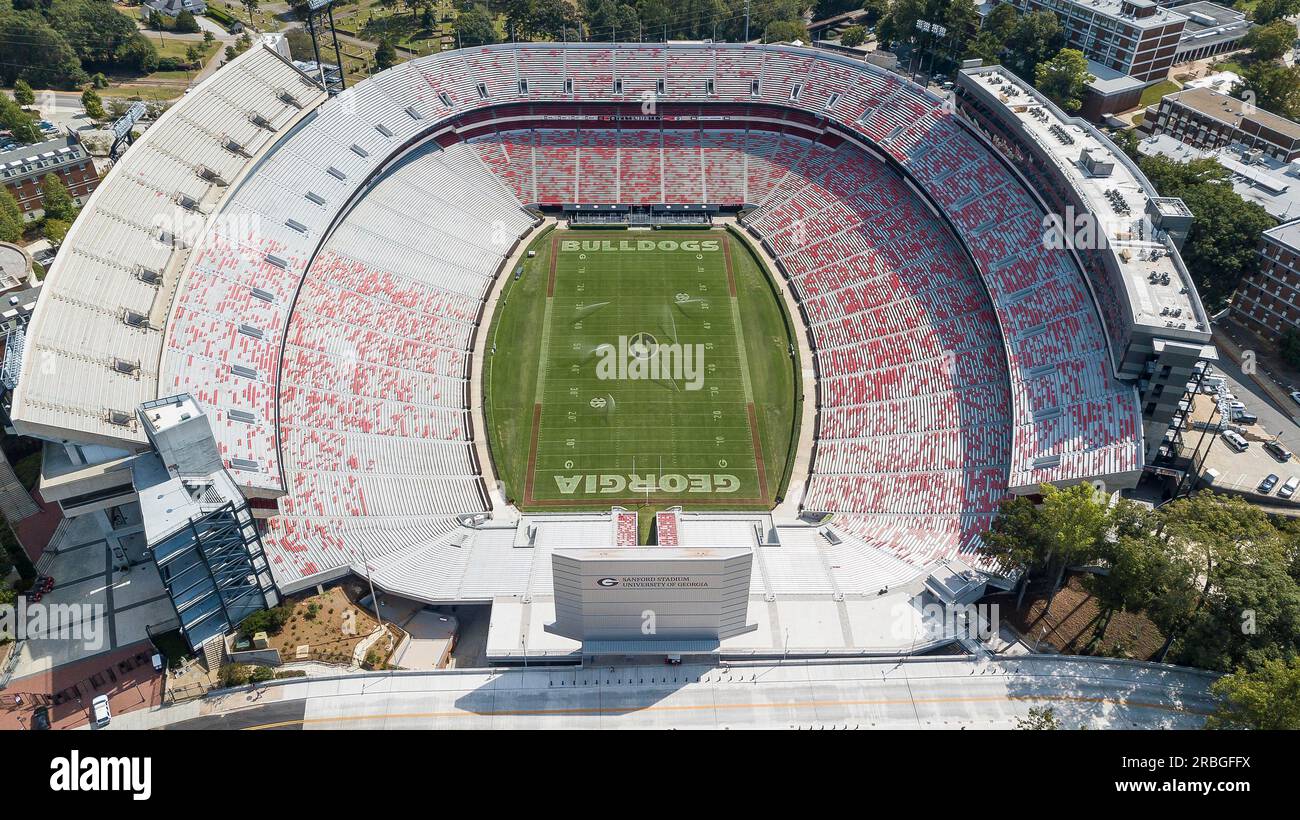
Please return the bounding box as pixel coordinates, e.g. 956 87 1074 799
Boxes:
485 227 798 511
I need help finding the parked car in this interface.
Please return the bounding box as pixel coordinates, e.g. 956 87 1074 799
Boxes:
1265 440 1293 462
1290 390 1300 406
1222 430 1250 452
1259 473 1280 494
91 694 111 728
1281 477 1299 499
1231 409 1259 425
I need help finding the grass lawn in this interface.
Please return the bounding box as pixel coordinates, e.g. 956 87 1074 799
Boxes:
1139 78 1181 109
485 227 799 518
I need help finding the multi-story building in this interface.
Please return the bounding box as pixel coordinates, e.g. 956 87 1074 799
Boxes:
1231 220 1300 344
1138 87 1300 163
0 137 100 221
1172 2 1252 64
1013 0 1186 83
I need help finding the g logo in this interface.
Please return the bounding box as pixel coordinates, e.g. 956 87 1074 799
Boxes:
597 578 619 587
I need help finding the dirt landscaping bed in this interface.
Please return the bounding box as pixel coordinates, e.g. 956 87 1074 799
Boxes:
1000 575 1167 661
260 586 397 667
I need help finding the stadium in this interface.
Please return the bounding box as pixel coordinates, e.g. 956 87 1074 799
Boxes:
6 36 1212 664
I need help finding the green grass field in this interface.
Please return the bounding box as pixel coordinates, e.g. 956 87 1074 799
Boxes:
485 227 799 516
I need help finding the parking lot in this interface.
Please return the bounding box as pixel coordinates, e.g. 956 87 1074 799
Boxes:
1193 359 1300 506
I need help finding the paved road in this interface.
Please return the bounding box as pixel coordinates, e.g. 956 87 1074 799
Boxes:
107 656 1217 730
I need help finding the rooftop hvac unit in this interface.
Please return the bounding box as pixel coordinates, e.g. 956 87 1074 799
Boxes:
107 410 133 427
111 358 139 376
122 309 149 329
250 113 274 130
197 165 228 186
278 90 303 109
376 123 395 137
135 266 162 286
223 137 251 158
176 193 200 212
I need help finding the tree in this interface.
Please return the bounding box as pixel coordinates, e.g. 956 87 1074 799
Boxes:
1244 19 1296 62
1014 706 1062 729
764 19 809 44
1005 10 1062 81
40 173 76 222
985 2 1019 40
80 87 105 122
1235 62 1300 121
1036 48 1092 113
0 188 24 244
1083 500 1198 654
862 0 888 26
840 25 866 48
1148 493 1292 668
1280 328 1300 369
375 38 397 71
0 94 42 144
147 9 165 31
1251 0 1300 26
1207 656 1300 729
942 0 980 62
42 218 70 246
175 9 200 33
241 0 260 27
0 16 87 89
1137 155 1276 310
980 483 1112 611
455 3 499 47
13 79 35 109
965 31 1003 65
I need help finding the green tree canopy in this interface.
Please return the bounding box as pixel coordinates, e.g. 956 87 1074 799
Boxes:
0 94 41 143
175 9 200 33
1207 656 1300 729
1244 19 1296 61
1005 10 1063 80
980 483 1113 609
1235 62 1300 120
80 87 105 121
0 187 25 244
1137 155 1276 310
375 38 397 71
840 25 866 48
40 172 77 223
455 3 499 46
1035 48 1092 113
13 79 35 108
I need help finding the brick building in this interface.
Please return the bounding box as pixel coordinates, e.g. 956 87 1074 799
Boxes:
0 137 100 221
1231 220 1300 343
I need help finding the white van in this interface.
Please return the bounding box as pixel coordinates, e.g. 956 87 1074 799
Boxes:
1221 430 1249 452
91 694 111 728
